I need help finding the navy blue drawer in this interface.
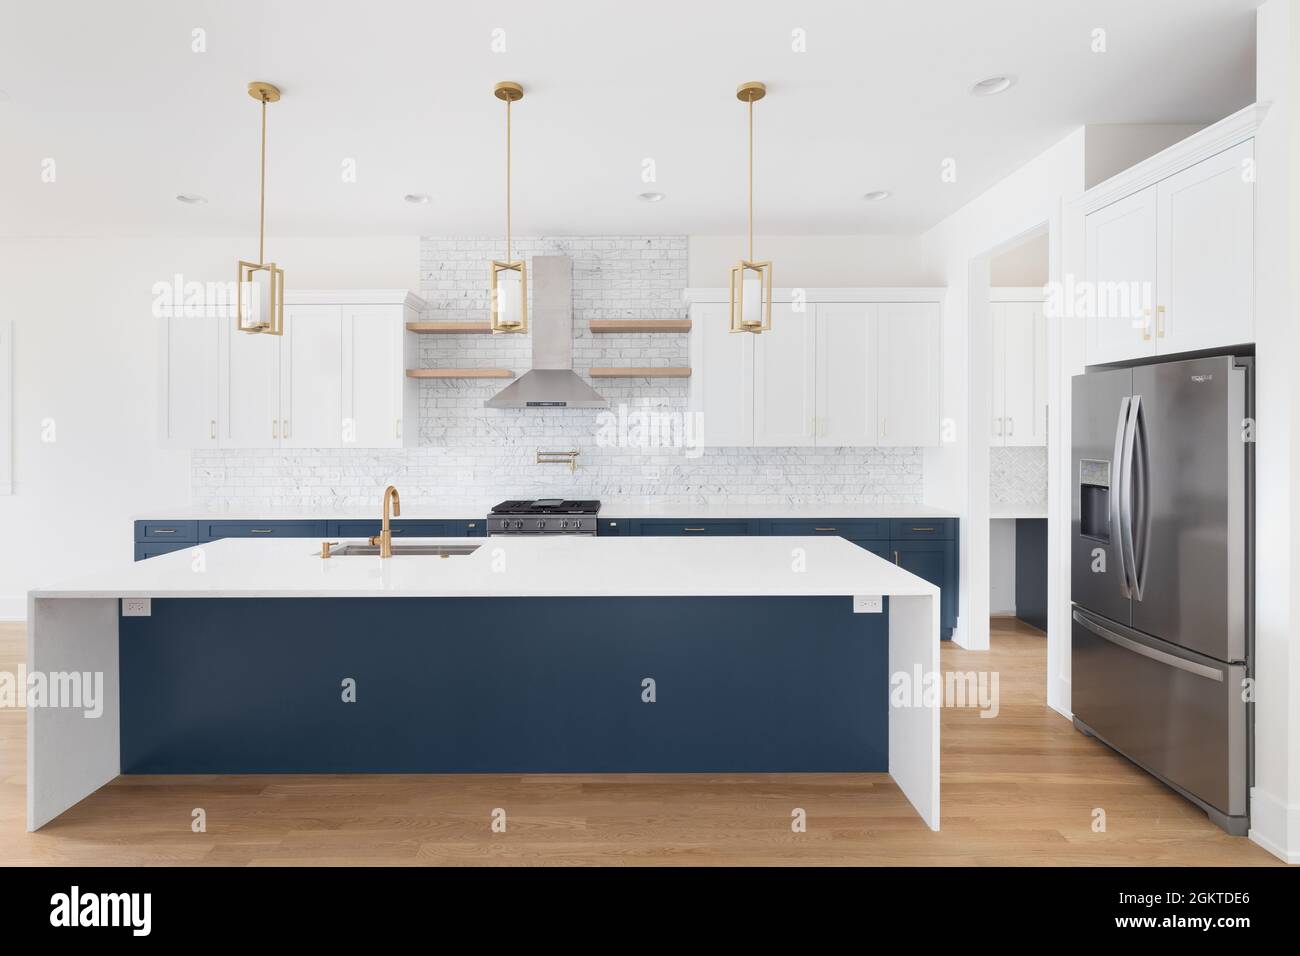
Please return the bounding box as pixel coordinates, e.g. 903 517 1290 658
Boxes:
332 519 447 538
444 519 485 538
598 518 627 536
134 542 192 561
766 519 890 539
889 518 955 541
199 520 327 541
135 520 198 543
636 520 750 536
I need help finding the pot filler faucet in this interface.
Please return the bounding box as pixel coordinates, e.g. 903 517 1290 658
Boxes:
369 485 401 558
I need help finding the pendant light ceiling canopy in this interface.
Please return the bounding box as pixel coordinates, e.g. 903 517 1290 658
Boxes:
236 81 285 336
729 81 772 334
490 80 528 335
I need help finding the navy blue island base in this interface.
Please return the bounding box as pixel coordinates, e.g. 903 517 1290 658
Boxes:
119 595 890 775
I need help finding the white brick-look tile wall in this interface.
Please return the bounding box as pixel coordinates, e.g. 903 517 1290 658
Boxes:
191 236 924 512
989 445 1048 506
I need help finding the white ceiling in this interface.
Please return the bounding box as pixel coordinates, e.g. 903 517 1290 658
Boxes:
0 0 1259 238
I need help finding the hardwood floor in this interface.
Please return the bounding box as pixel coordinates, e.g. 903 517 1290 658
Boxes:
0 618 1279 865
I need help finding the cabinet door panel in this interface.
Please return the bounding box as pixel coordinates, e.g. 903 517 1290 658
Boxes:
1156 140 1254 355
815 303 877 446
990 303 1006 445
160 315 220 448
689 302 754 446
343 307 403 449
876 302 941 447
892 539 958 637
1085 186 1157 364
754 304 816 446
281 305 343 448
221 321 280 448
1002 302 1043 447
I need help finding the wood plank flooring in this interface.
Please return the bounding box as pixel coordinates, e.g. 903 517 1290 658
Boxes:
0 618 1279 865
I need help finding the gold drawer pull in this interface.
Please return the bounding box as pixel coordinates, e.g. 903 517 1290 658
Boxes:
152 528 177 534
911 527 936 533
894 550 901 565
683 527 706 532
814 527 837 532
249 528 274 534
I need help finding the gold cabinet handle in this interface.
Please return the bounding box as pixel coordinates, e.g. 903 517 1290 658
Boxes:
209 419 216 440
283 418 290 439
1007 417 1014 437
153 528 176 534
1141 308 1152 341
250 528 274 534
911 527 936 533
683 527 706 532
271 419 278 439
814 527 837 532
396 419 402 439
893 550 901 565
1156 305 1166 338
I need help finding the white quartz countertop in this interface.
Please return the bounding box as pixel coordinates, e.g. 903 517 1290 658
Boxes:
989 502 1048 520
34 536 939 600
136 501 958 520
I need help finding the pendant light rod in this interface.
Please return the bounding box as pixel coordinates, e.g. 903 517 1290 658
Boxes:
736 82 765 261
247 82 281 264
494 82 524 263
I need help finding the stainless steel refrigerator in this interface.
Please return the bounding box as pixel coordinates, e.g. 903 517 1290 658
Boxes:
1071 352 1253 835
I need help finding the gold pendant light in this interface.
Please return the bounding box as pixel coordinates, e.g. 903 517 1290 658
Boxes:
490 81 528 334
729 81 772 334
236 81 285 336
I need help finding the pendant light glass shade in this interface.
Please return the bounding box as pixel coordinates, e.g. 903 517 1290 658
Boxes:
729 81 772 335
490 82 528 334
236 81 285 336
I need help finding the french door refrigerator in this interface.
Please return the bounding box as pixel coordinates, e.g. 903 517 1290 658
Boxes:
1071 352 1252 835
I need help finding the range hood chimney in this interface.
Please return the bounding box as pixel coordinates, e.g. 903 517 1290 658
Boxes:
485 255 608 409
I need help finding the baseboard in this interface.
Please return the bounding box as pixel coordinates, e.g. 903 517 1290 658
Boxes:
1249 786 1300 863
0 594 25 622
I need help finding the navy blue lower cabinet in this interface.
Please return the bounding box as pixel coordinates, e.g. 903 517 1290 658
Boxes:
119 596 888 774
891 539 958 639
597 518 626 536
330 519 448 538
850 539 890 559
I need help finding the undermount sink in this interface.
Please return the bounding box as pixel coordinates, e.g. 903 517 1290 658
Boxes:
327 543 481 558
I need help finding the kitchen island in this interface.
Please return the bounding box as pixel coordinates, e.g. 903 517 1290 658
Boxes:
27 535 940 831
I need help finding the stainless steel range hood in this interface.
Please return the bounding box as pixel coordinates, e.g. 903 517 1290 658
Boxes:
485 255 608 409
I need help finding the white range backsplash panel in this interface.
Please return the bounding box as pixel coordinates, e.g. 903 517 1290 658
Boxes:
191 235 924 512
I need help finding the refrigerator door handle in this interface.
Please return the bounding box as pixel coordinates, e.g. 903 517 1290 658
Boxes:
1119 395 1140 602
1129 396 1150 601
1110 396 1133 598
1071 610 1224 682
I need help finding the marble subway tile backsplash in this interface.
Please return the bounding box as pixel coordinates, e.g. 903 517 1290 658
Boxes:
190 235 925 512
989 445 1048 505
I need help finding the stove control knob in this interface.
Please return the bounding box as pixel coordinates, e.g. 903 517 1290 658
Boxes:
559 520 568 529
537 519 546 529
514 519 524 530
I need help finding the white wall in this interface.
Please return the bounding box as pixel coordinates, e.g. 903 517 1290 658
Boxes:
917 130 1087 658
1247 0 1300 865
688 234 938 288
989 518 1017 615
0 236 418 618
1083 124 1207 189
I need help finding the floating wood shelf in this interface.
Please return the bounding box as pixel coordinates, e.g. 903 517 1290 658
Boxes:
406 321 494 334
406 368 514 379
588 319 692 333
589 367 692 379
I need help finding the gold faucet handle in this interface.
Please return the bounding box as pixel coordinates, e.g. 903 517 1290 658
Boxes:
368 534 381 546
321 541 337 559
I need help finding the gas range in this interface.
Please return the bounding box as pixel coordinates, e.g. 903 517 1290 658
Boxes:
487 499 600 536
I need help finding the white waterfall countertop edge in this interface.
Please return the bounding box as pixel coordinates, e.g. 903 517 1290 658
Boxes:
33 536 940 600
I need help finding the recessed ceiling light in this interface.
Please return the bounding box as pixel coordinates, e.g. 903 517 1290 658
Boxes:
175 194 207 204
638 191 665 203
862 190 892 202
970 75 1015 96
404 193 431 204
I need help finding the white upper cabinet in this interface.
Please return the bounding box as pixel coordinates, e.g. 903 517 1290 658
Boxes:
1079 112 1258 366
221 319 281 448
160 291 423 449
1155 139 1254 355
688 292 943 449
816 303 877 446
689 302 754 447
991 298 1048 447
876 302 941 447
1085 185 1158 364
158 314 220 448
753 304 816 446
280 305 343 449
343 305 410 449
